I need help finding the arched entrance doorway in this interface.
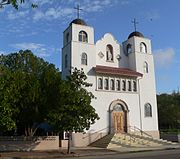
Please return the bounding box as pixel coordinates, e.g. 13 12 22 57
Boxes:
109 100 129 133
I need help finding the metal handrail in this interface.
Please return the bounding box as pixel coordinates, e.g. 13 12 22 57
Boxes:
128 125 153 139
82 127 112 139
82 125 154 146
135 126 153 138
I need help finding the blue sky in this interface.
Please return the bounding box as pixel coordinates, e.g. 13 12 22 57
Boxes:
0 0 179 94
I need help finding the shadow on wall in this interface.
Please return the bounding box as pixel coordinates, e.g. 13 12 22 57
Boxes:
87 68 95 76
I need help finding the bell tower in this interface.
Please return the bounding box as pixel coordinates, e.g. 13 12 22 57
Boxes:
62 18 95 80
122 31 159 136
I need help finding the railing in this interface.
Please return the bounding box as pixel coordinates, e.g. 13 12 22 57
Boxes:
119 129 136 144
128 125 153 138
82 127 112 140
81 125 154 146
122 126 154 144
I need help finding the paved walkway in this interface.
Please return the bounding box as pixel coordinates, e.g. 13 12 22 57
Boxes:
109 144 180 152
1 144 180 159
0 147 116 159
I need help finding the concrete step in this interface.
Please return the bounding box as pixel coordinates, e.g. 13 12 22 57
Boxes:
90 132 177 149
108 133 164 148
128 133 177 145
89 134 114 148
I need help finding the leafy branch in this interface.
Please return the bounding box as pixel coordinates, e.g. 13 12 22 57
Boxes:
0 0 37 9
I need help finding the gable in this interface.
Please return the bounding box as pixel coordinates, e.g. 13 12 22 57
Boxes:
96 33 121 68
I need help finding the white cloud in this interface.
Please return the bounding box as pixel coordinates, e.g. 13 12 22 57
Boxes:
32 0 54 6
33 6 74 21
19 31 38 37
33 10 44 21
10 42 60 58
154 48 175 67
0 50 6 55
3 0 124 22
7 10 29 20
10 42 51 58
83 0 116 12
31 0 120 21
12 42 44 50
62 7 74 15
120 0 130 5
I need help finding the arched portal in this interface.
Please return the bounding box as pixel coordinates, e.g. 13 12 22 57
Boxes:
109 100 129 133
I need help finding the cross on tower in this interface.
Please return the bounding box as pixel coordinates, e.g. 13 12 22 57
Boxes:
131 18 138 31
74 4 83 19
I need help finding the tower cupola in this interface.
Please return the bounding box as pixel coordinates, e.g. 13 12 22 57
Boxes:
128 31 144 39
69 18 87 26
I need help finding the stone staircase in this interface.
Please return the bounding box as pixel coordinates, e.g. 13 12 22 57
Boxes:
89 133 114 148
89 133 177 149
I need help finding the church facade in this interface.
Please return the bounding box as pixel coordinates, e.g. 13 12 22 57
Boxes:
62 18 159 147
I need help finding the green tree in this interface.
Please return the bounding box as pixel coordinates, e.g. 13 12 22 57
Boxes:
48 68 99 154
0 0 37 9
157 92 180 130
0 67 16 132
0 50 61 135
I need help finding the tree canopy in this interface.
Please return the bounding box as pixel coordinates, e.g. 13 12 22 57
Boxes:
157 92 180 130
0 50 61 135
0 50 99 140
48 68 99 133
0 67 16 132
48 68 99 153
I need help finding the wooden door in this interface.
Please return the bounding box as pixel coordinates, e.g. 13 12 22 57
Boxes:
112 111 124 133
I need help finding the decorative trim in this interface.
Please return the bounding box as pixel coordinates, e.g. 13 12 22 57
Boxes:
98 51 104 58
94 65 143 77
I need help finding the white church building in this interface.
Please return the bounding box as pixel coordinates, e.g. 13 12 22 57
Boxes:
62 18 159 147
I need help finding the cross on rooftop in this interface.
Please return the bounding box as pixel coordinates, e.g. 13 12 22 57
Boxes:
131 18 138 31
74 4 83 19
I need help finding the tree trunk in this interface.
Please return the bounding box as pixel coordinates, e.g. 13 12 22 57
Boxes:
24 125 38 137
67 131 72 154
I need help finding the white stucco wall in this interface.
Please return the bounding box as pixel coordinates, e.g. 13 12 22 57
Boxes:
96 33 120 68
62 22 159 145
88 91 141 132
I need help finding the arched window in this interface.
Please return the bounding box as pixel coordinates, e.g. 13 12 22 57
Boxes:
104 78 109 90
128 80 132 91
81 53 87 65
122 80 126 91
110 79 115 90
98 78 103 89
79 31 88 42
127 44 132 54
144 61 148 73
65 54 68 68
106 44 113 61
140 42 147 53
145 103 152 117
113 104 124 111
116 80 120 91
133 81 137 92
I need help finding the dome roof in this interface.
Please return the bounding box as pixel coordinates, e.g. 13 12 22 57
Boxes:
70 18 87 26
128 31 144 39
